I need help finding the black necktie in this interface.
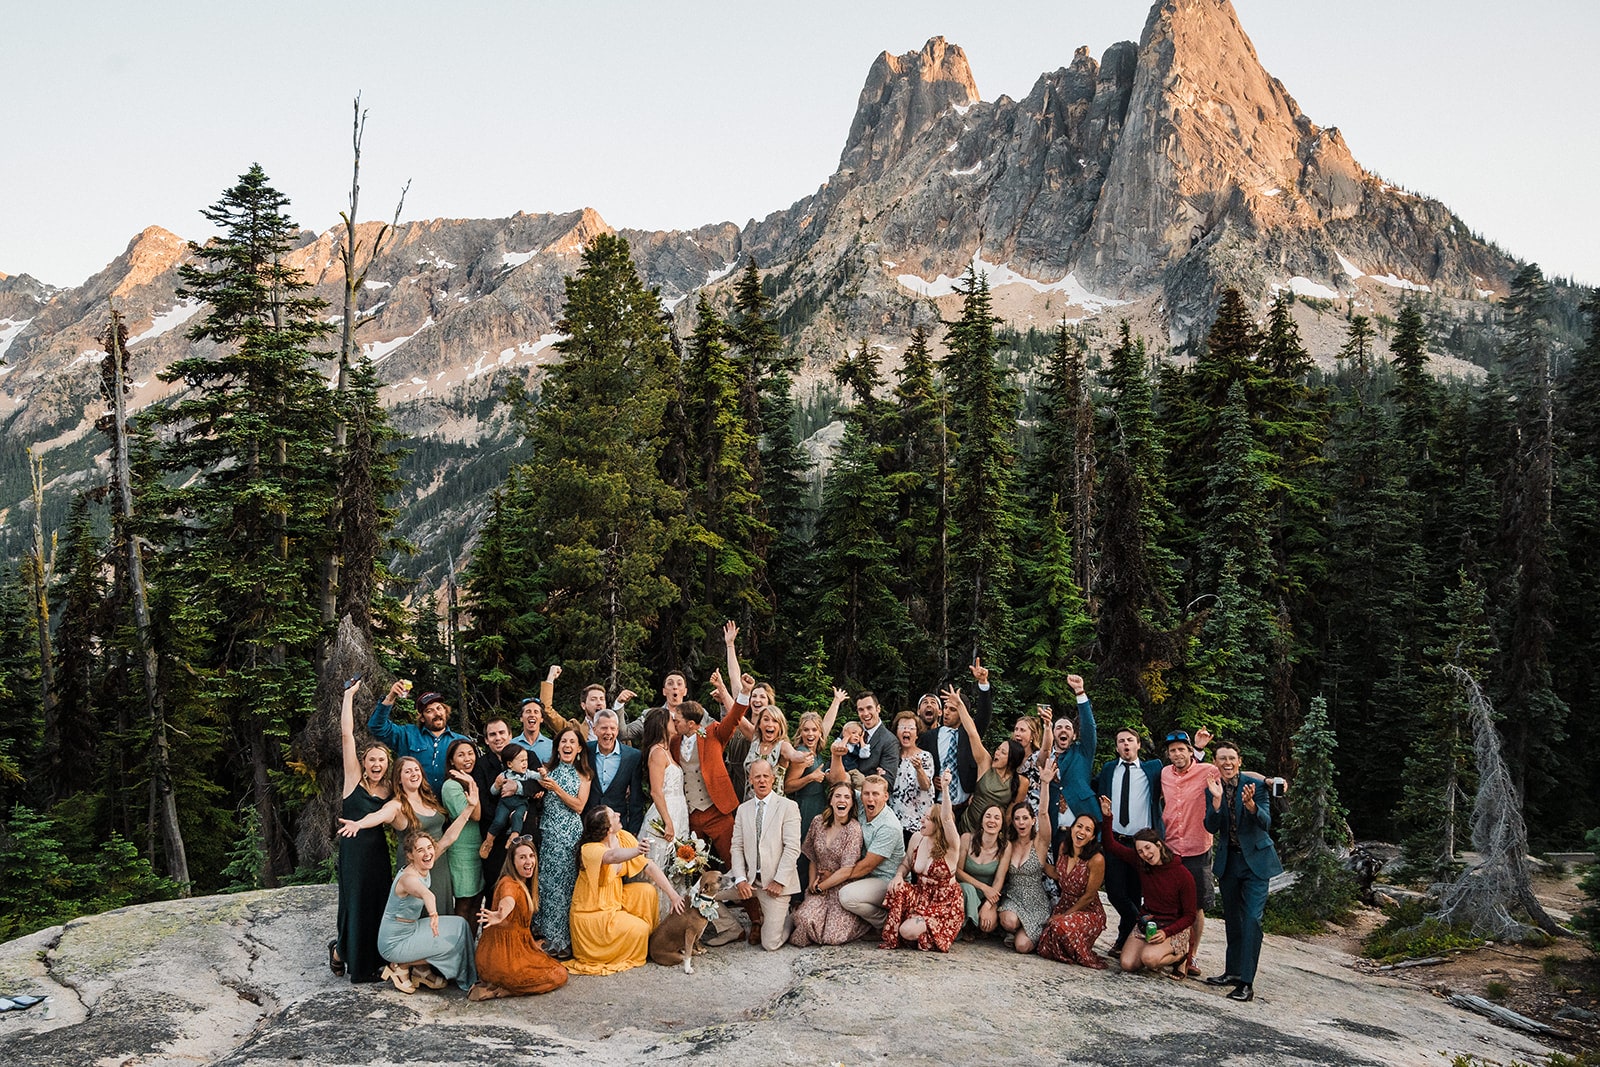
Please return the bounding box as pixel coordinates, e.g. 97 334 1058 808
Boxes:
1119 761 1134 826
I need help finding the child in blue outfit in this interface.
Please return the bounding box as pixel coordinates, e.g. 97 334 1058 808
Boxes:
477 745 541 858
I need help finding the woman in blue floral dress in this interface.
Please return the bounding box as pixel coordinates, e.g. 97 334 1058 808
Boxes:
534 727 593 959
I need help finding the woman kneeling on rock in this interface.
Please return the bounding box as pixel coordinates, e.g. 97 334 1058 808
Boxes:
376 815 477 993
1098 795 1195 977
471 836 568 1000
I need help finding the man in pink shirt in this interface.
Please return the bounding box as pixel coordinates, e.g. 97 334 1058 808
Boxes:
1160 728 1217 977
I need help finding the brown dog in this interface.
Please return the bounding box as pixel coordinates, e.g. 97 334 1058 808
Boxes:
649 871 726 973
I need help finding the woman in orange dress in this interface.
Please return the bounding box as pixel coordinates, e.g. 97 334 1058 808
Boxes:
470 836 569 999
566 806 685 976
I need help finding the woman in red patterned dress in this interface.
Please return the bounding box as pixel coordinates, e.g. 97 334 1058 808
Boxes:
879 772 964 952
1037 812 1108 968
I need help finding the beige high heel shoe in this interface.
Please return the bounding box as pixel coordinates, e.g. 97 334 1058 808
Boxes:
380 964 417 994
413 966 448 990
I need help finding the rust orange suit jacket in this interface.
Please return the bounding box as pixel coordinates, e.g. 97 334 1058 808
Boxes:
670 696 749 816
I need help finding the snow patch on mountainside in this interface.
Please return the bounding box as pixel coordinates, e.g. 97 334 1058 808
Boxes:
0 318 33 359
897 255 1128 312
129 300 203 346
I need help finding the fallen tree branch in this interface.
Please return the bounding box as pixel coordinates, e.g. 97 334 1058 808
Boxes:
1447 993 1566 1037
1375 956 1448 971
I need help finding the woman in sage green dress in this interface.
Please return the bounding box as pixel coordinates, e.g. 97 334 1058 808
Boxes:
783 686 847 887
949 688 1025 838
440 739 484 925
534 727 592 959
374 812 476 993
955 802 1009 936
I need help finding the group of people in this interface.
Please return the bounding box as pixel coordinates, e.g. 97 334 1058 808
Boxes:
330 622 1284 1004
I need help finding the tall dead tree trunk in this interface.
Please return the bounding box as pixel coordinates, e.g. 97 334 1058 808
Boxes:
26 450 59 782
104 308 191 890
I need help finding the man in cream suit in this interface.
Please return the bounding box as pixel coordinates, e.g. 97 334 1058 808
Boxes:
730 759 802 950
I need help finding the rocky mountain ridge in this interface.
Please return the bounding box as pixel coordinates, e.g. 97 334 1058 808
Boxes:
0 0 1540 574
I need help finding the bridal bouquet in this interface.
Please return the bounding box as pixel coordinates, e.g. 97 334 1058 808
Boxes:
668 833 714 879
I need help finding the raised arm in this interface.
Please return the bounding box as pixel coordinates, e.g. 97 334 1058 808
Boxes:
1098 797 1139 865
540 665 577 735
946 686 990 778
366 680 408 746
1067 673 1094 755
825 737 850 785
711 688 751 746
820 687 847 744
935 771 958 844
970 657 994 735
340 679 364 794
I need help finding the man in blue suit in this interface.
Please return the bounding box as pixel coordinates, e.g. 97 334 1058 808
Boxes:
1094 726 1164 953
1045 674 1096 858
1203 740 1283 1002
584 709 644 835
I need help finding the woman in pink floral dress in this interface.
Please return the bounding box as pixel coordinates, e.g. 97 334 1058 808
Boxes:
789 782 872 946
1037 812 1108 968
880 773 964 952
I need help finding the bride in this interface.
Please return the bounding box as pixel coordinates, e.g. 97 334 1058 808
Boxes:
639 706 691 908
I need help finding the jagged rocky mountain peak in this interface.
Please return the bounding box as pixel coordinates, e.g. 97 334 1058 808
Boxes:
840 36 982 182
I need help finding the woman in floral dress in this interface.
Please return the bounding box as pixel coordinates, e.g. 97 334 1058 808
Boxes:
1037 812 1108 968
880 773 964 952
789 782 872 946
534 727 592 959
888 712 935 839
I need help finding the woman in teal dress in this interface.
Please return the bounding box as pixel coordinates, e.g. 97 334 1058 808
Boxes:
333 680 393 983
375 811 476 993
534 727 593 959
440 739 484 925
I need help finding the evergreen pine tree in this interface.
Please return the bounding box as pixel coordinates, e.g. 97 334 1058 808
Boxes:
514 233 681 692
755 371 814 680
1495 264 1566 819
809 420 911 697
48 494 105 798
1013 499 1094 703
140 164 337 883
942 268 1022 667
1277 695 1356 921
1401 571 1492 877
887 326 952 681
681 296 770 653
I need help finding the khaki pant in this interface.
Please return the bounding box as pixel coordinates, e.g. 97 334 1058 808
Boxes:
838 876 890 927
746 887 795 950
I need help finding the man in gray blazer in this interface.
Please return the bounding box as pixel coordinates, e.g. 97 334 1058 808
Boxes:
851 692 900 784
730 760 802 949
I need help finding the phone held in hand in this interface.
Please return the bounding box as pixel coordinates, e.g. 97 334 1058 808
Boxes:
344 673 362 690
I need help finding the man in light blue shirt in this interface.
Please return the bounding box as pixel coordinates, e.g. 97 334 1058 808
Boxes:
830 774 904 928
508 695 554 765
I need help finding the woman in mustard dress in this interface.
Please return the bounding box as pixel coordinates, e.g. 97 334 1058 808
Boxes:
566 806 685 976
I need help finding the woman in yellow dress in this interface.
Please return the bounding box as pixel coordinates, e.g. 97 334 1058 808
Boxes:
566 805 686 975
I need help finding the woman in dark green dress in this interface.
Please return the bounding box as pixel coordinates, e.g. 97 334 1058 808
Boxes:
334 681 394 983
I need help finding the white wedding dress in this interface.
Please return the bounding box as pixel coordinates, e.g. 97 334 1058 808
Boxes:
642 756 692 909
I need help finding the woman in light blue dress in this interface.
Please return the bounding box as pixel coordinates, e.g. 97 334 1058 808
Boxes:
534 727 593 959
374 807 476 993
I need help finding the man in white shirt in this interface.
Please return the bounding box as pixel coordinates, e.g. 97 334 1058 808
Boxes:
730 760 802 949
1094 727 1165 953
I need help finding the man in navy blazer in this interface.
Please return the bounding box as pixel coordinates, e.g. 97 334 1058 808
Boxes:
918 658 995 816
1202 740 1283 1002
584 709 644 834
1094 726 1165 953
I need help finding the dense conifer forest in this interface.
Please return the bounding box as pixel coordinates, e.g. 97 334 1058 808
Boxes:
2 168 1597 938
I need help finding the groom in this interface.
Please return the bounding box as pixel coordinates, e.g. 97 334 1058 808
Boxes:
672 669 749 866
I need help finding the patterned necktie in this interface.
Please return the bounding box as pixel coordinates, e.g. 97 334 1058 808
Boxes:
754 799 766 884
941 729 959 798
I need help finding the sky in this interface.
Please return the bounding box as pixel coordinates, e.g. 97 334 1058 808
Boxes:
4 0 1597 289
